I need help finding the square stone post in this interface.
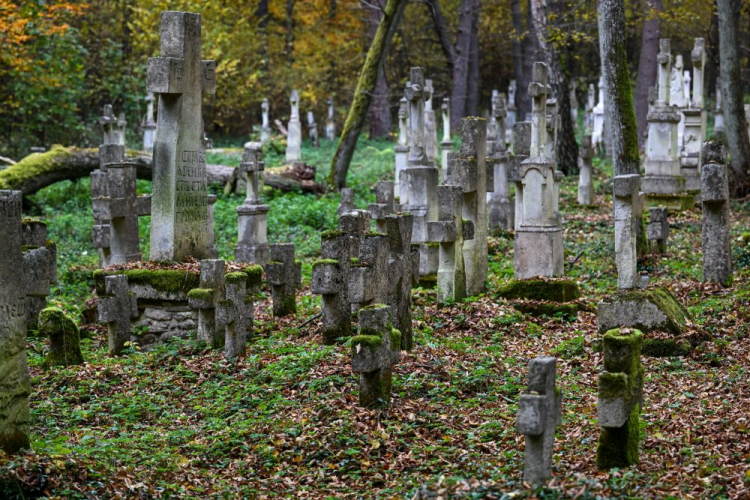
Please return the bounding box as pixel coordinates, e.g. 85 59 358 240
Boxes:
188 259 225 347
337 188 355 217
506 80 517 141
22 219 57 329
313 232 352 344
646 207 669 254
613 175 642 289
394 98 409 201
141 93 157 153
351 305 400 407
597 328 645 470
509 122 531 232
577 135 595 205
592 76 605 150
325 97 336 140
235 143 270 265
516 356 562 485
714 79 724 136
286 90 302 162
440 97 452 180
488 93 513 231
260 98 271 143
217 272 250 359
147 11 216 261
701 142 732 286
585 83 595 136
368 181 399 234
265 243 302 317
349 233 390 312
98 274 139 355
385 214 415 350
307 110 319 147
0 190 30 454
207 194 218 258
424 79 439 163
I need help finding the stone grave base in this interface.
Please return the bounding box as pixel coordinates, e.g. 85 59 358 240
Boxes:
642 174 685 195
95 267 200 347
497 278 584 319
597 287 695 356
514 229 564 280
644 193 694 211
418 243 439 285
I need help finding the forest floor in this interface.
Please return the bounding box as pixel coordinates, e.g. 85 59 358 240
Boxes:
1 138 749 499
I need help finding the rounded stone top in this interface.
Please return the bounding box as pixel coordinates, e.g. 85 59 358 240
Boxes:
702 141 726 164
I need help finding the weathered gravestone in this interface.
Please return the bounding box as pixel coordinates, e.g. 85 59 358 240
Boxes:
613 175 644 289
39 307 83 368
91 161 151 265
569 80 579 132
424 79 439 163
115 113 127 147
585 83 596 136
516 356 562 485
265 243 302 317
307 110 319 148
368 181 400 234
207 194 218 258
506 80 517 142
440 97 452 179
0 190 31 454
235 143 270 265
325 97 336 140
260 98 271 143
545 97 559 163
187 259 225 347
681 38 706 196
701 141 732 286
142 93 157 153
597 328 644 470
349 231 390 313
22 219 57 329
670 54 687 149
510 121 531 232
98 275 139 355
350 305 400 407
147 11 216 261
313 231 352 344
394 98 409 201
577 135 595 205
385 213 416 351
286 90 302 162
592 76 605 150
646 207 669 254
337 188 355 217
487 92 513 231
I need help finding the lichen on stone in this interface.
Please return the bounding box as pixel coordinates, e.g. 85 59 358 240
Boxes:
351 334 383 350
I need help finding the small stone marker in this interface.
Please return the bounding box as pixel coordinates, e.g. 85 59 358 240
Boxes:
91 161 151 264
613 175 642 289
516 356 562 485
701 141 732 286
265 243 302 317
307 110 319 147
592 75 605 150
286 90 302 162
235 143 270 265
597 328 645 470
147 11 216 261
0 190 31 454
394 98 409 201
506 80 517 140
39 307 83 368
141 93 157 153
424 79 439 162
217 271 251 359
188 259 225 347
585 83 595 135
313 231 352 344
349 232 390 312
325 97 335 140
368 181 399 234
385 213 416 350
22 219 57 328
440 97 452 179
577 135 595 205
350 304 400 407
98 274 138 355
338 188 355 217
260 98 271 143
646 207 669 254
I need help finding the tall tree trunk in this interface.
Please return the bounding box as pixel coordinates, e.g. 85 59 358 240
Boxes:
518 0 538 121
511 0 528 120
717 0 750 196
634 0 662 149
425 0 456 72
328 0 408 189
706 0 719 108
466 2 481 116
450 0 477 130
530 0 579 174
286 0 295 67
367 0 392 139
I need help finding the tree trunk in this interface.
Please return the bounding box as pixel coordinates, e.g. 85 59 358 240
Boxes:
450 0 477 130
511 0 527 120
717 0 750 196
633 0 662 149
425 0 456 72
328 0 408 189
518 0 538 121
286 0 295 67
466 2 481 117
530 0 579 174
367 0 392 139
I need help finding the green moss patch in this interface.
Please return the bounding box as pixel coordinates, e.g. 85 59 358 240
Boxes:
187 288 215 301
0 145 74 190
94 269 200 296
312 259 339 268
616 288 691 334
496 278 581 302
321 230 345 240
418 274 437 289
642 338 693 357
351 335 383 350
242 265 264 288
39 307 84 369
225 272 248 285
513 300 584 320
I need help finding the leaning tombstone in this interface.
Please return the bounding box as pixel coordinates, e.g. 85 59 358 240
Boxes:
701 141 732 286
596 328 644 470
235 143 270 265
286 90 302 162
516 356 562 485
22 219 57 329
0 190 31 454
39 307 84 368
147 10 216 261
350 305 400 407
98 274 138 356
646 207 669 254
265 243 302 317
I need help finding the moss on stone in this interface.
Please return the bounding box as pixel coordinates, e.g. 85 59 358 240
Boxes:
321 229 345 240
312 258 339 268
351 334 383 350
602 328 643 374
418 274 437 289
242 265 264 288
598 372 629 399
21 245 40 252
362 303 389 311
350 257 359 265
39 307 84 368
187 288 215 301
513 300 583 319
218 299 232 307
615 288 691 334
94 269 200 295
596 404 640 470
642 338 692 357
390 328 401 350
225 272 248 285
274 296 297 317
425 242 440 248
0 145 74 190
365 232 387 238
497 278 581 302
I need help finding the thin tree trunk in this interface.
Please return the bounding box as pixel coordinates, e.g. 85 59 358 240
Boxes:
718 0 750 196
466 2 481 116
328 0 408 189
511 0 527 119
518 0 538 121
425 0 456 71
286 0 295 67
367 0 391 139
634 0 662 149
450 0 477 130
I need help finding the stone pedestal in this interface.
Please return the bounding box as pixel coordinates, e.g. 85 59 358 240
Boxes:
22 219 57 329
286 90 302 162
701 141 732 286
577 135 595 205
680 108 704 194
235 143 269 265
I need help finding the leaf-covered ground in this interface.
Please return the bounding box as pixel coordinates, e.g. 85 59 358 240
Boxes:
1 139 749 499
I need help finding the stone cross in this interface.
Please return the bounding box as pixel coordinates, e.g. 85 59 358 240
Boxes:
701 142 732 286
368 181 399 234
669 55 686 107
286 90 302 161
142 93 157 153
147 11 216 261
92 162 151 265
681 38 707 194
188 259 225 347
313 231 352 344
307 110 319 147
440 97 452 178
613 175 642 289
385 213 416 350
235 142 270 265
506 80 518 138
529 63 550 158
394 98 409 201
424 79 439 162
116 113 127 147
597 328 644 470
260 98 271 143
265 243 302 317
446 118 488 297
98 274 138 355
691 38 705 109
22 219 57 329
577 135 595 205
509 121 531 232
488 94 513 232
216 271 251 359
714 79 724 136
349 232 390 312
646 207 669 254
0 190 30 454
427 184 474 304
100 104 119 145
337 188 355 217
325 97 335 140
351 305 400 407
657 39 671 105
404 67 430 166
516 356 562 485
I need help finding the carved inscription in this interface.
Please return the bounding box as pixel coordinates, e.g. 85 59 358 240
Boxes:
175 150 208 228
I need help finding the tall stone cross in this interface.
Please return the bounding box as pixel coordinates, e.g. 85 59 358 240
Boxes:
265 243 302 317
394 97 409 202
385 213 416 351
348 232 390 312
404 67 430 166
312 231 352 344
656 39 671 105
368 181 398 234
516 356 562 485
147 11 216 262
142 93 157 153
0 190 30 455
235 142 269 265
529 62 549 158
701 141 732 286
100 105 119 146
286 90 302 161
691 38 705 109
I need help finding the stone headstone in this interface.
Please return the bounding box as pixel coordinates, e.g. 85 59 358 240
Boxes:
307 110 319 147
670 55 687 155
506 80 517 140
325 97 335 140
235 143 270 265
646 207 669 254
22 219 57 329
260 98 271 143
516 356 562 485
351 305 400 407
188 259 225 347
440 97 452 179
265 243 302 317
701 141 732 286
313 231 352 344
337 188 355 217
592 76 605 149
424 79 439 163
385 213 416 350
614 175 643 289
394 98 409 201
0 190 31 454
142 93 157 153
597 328 644 470
368 181 399 234
510 121 531 232
577 135 595 205
116 113 127 147
286 90 302 162
217 271 251 359
39 307 83 367
545 97 559 163
147 11 216 261
349 232 390 312
98 274 138 355
488 93 514 231
681 38 707 195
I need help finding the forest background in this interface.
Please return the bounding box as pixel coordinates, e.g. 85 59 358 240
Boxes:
1 0 748 160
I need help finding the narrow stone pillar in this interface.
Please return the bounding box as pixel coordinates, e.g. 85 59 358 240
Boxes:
681 38 706 196
577 135 595 205
701 141 732 286
646 207 669 254
385 213 416 351
187 259 225 347
613 175 641 289
506 80 517 141
394 98 408 201
440 97 452 180
325 97 336 140
260 98 271 143
488 92 513 231
235 143 269 264
22 219 57 329
286 90 302 162
306 110 319 147
141 93 157 153
337 188 355 217
423 79 439 163
312 232 351 344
